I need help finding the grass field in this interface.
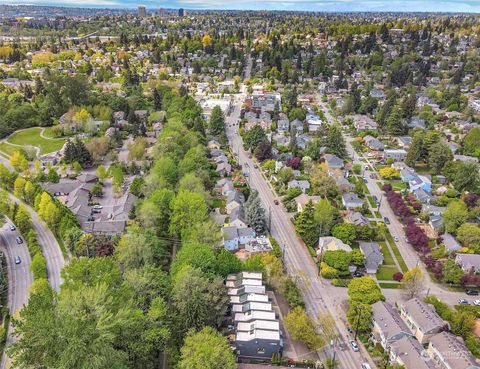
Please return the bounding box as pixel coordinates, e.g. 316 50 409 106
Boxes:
384 231 409 272
6 127 66 155
0 142 20 158
376 265 400 281
379 282 402 289
379 242 395 266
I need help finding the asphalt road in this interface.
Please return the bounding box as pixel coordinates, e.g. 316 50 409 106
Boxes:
7 194 65 292
226 94 373 369
316 97 466 306
0 220 34 369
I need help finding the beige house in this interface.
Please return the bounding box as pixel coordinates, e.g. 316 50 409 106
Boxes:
317 237 352 253
294 194 321 213
371 301 412 350
400 298 448 344
390 336 437 369
428 332 480 369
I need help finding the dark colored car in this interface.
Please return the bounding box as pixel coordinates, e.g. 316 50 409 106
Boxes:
15 237 23 244
383 217 390 225
274 199 279 205
466 290 479 296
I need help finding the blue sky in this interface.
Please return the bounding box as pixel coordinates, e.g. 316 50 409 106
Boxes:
6 0 480 12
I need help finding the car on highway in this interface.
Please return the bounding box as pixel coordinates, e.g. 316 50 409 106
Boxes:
458 299 469 305
15 256 21 264
466 289 479 296
9 224 16 231
383 217 390 225
473 300 480 306
350 340 359 352
15 237 23 244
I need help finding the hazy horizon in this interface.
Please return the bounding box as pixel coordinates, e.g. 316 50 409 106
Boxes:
2 0 480 13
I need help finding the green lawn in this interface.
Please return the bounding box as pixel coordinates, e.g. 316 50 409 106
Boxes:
391 181 407 191
0 142 20 158
367 195 377 208
379 242 395 266
379 282 402 289
7 128 66 155
384 231 409 272
376 265 400 281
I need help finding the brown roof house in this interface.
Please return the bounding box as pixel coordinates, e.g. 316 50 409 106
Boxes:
400 298 449 344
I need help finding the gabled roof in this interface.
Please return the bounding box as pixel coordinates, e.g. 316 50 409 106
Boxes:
401 298 447 334
372 301 411 340
391 336 436 369
429 332 480 369
359 242 384 272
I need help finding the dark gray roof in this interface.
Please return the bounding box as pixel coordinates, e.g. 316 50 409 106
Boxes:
359 242 384 272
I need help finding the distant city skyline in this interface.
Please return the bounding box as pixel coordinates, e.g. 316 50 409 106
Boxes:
3 0 480 13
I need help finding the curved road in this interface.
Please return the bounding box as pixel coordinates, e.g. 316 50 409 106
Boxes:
7 194 65 291
0 220 34 369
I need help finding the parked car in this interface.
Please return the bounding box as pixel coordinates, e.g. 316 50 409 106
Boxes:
353 271 364 278
15 237 23 244
383 217 390 224
361 363 372 369
466 290 479 296
92 209 101 214
372 196 378 202
350 341 359 352
253 164 258 169
458 299 469 305
274 199 279 205
347 327 354 334
473 300 480 306
92 205 103 210
394 236 399 242
363 178 368 183
9 224 16 231
15 256 21 265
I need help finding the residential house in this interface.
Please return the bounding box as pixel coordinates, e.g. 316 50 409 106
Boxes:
306 113 323 132
400 298 448 344
294 194 321 213
396 136 413 149
345 211 369 226
371 301 413 350
359 242 384 274
216 162 232 177
318 237 352 253
287 180 310 194
428 332 480 369
408 117 426 130
389 336 437 369
277 119 290 134
223 226 256 251
334 175 355 192
324 154 344 169
342 192 364 210
226 190 245 214
226 272 283 360
351 114 379 132
384 149 408 162
370 88 385 99
296 134 311 150
455 254 480 273
413 188 434 204
290 119 304 135
208 139 221 150
409 174 432 193
216 178 235 196
400 167 417 183
441 233 461 254
230 207 248 228
364 135 385 151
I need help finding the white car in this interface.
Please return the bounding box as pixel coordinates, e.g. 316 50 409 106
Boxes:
394 236 399 242
473 300 480 306
92 205 103 210
350 340 359 352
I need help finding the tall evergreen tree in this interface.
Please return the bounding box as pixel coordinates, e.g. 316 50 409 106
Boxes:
295 201 319 248
209 106 225 136
244 190 267 234
326 124 347 159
